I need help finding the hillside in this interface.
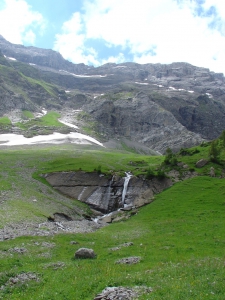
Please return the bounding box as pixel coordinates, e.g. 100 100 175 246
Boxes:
1 35 225 152
0 141 225 299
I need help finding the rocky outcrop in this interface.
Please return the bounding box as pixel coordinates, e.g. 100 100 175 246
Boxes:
94 286 153 299
83 92 204 153
44 171 173 213
74 248 96 259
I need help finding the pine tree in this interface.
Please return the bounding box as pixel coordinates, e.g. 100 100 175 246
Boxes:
209 140 220 163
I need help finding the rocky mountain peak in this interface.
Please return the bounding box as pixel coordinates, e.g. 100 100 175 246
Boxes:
0 36 225 153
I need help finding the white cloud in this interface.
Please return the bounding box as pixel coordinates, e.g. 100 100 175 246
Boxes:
101 53 126 65
54 0 225 73
0 0 45 45
54 12 99 65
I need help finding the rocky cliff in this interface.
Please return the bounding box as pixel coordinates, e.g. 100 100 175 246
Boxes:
44 171 173 213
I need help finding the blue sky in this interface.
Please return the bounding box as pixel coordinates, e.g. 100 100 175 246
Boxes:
0 0 225 74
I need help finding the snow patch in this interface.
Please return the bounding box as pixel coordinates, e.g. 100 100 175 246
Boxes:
135 82 149 85
59 70 107 78
4 56 17 61
59 119 78 129
205 93 213 98
42 108 47 115
153 84 164 87
0 132 104 147
112 66 127 69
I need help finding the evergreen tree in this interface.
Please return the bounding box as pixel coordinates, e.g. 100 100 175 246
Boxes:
209 140 220 163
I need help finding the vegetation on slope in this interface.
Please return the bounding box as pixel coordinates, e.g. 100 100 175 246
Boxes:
0 138 225 299
0 175 224 299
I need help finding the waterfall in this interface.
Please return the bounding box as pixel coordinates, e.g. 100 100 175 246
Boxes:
92 173 132 224
121 172 132 205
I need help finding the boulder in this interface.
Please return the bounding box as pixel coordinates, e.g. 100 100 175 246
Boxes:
195 159 208 168
100 215 113 223
74 248 96 259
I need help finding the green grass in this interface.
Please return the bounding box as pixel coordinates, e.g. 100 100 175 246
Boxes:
0 142 224 299
22 111 34 119
0 144 163 228
0 116 11 125
0 176 224 299
16 111 63 130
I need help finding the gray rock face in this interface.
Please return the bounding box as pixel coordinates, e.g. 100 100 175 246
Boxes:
45 171 173 213
83 92 203 153
75 248 96 259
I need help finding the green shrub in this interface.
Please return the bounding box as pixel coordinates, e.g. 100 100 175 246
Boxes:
164 148 177 166
146 167 154 179
209 140 221 163
156 169 166 179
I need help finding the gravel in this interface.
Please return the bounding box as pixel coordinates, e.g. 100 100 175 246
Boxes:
0 219 104 241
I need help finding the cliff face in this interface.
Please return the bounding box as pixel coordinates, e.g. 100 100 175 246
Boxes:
83 92 203 153
1 35 225 152
44 171 173 213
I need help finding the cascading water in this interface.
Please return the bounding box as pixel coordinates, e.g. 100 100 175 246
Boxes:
121 172 132 206
92 173 132 224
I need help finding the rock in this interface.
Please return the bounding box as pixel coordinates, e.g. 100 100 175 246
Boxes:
45 171 173 213
100 215 112 223
1 272 39 290
53 213 73 222
116 256 141 264
74 248 96 259
120 205 133 211
195 159 208 168
94 286 153 299
8 247 27 254
84 93 204 153
112 215 129 222
43 262 65 270
210 167 215 177
109 242 133 251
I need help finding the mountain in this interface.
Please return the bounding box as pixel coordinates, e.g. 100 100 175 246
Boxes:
0 35 225 153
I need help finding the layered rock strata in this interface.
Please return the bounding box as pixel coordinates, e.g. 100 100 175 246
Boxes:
44 171 173 213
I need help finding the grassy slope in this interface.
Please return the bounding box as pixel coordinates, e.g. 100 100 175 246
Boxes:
0 176 224 299
0 144 163 227
16 111 63 130
0 143 224 299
